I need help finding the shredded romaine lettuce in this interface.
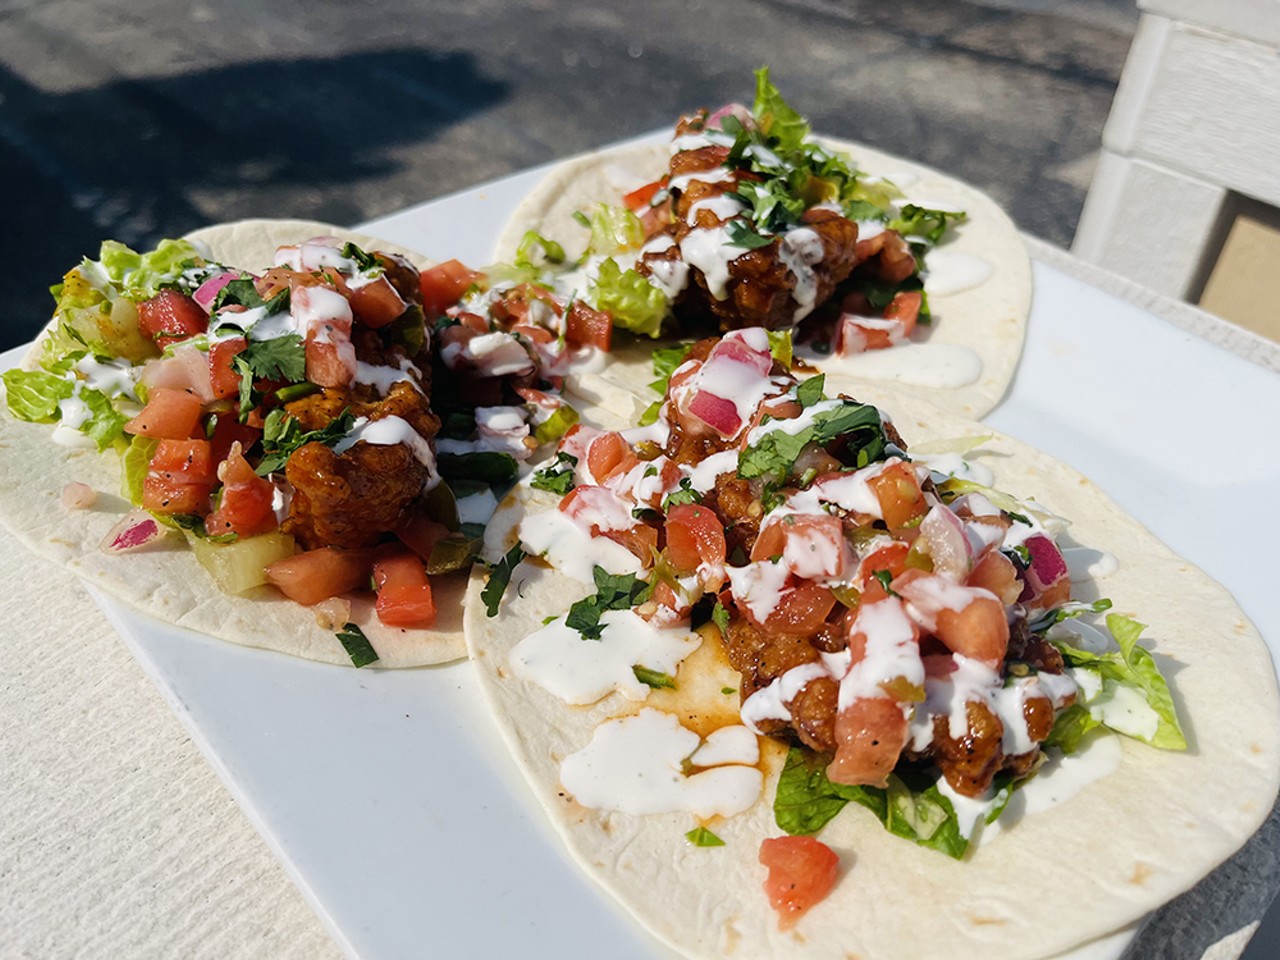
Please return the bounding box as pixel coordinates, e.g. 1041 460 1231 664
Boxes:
590 258 667 338
584 204 645 256
2 369 74 421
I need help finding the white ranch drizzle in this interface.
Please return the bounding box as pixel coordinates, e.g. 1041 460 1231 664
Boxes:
678 225 737 300
1071 667 1161 740
912 450 995 486
689 725 759 767
354 357 422 396
1062 546 1120 582
838 597 924 709
511 610 701 705
923 250 993 297
273 239 357 273
73 355 139 400
724 560 791 625
333 415 440 490
456 488 499 526
778 227 825 321
518 509 643 583
560 708 763 818
686 450 740 493
668 165 737 194
646 258 690 299
740 662 828 734
685 194 744 226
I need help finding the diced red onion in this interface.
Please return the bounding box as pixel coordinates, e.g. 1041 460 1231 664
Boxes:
192 272 235 313
139 342 215 403
1021 534 1069 598
688 388 741 438
61 481 97 510
707 102 753 131
313 597 352 631
100 509 167 553
920 505 972 580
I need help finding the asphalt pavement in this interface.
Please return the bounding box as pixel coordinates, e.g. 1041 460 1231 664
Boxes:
0 0 1135 348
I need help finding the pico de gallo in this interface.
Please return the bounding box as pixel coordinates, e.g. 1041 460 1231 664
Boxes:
484 328 1185 926
3 235 490 660
520 68 966 361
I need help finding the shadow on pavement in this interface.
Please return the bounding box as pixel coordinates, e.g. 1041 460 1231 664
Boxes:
0 48 507 349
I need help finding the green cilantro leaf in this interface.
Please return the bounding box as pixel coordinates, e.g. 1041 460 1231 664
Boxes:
565 566 653 640
633 665 676 690
339 241 383 273
685 826 725 847
738 399 886 482
888 204 966 247
531 452 578 495
725 220 773 250
482 542 527 618
256 408 355 476
711 601 730 638
336 622 380 668
661 478 702 511
795 374 825 408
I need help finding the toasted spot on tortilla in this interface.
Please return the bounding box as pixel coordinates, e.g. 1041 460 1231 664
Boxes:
1129 862 1153 886
719 917 742 955
968 916 1007 927
495 666 507 678
1252 743 1264 755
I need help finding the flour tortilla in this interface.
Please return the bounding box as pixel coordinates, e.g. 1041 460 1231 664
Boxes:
0 219 465 667
495 137 1031 420
464 393 1280 959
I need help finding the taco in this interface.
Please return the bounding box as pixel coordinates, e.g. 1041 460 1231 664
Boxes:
465 329 1280 958
0 219 478 667
493 69 1030 420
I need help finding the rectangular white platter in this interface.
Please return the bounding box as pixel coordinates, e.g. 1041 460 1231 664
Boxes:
18 137 1280 960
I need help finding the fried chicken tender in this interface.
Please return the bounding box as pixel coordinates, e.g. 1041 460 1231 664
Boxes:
282 380 440 549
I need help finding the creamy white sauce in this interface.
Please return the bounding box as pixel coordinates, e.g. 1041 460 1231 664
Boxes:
354 357 422 396
778 227 824 321
686 450 740 493
855 219 886 242
1062 547 1119 582
668 165 736 194
724 560 790 624
518 510 643 583
646 258 690 299
740 662 828 734
923 251 993 297
679 225 738 300
511 610 701 705
291 285 353 339
685 194 744 227
912 451 995 486
560 708 763 818
812 342 983 389
1072 668 1161 740
689 725 759 767
74 355 139 400
274 239 356 273
839 597 925 707
333 415 439 489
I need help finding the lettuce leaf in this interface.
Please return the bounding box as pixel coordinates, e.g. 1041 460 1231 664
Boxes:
752 67 809 154
77 387 129 451
590 258 667 338
889 204 966 247
584 204 644 256
2 369 74 421
95 238 202 301
774 748 968 859
1052 614 1187 751
121 436 159 505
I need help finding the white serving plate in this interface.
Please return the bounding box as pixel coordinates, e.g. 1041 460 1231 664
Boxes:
17 140 1280 960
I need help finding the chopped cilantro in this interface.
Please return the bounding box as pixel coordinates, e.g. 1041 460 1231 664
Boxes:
888 204 966 246
212 276 289 315
438 451 520 484
711 601 730 638
633 665 677 690
482 543 527 618
795 374 825 408
725 220 773 250
565 567 653 640
873 569 896 595
738 399 886 482
721 687 736 696
685 826 725 847
336 622 379 668
339 241 383 273
530 452 578 496
661 478 702 511
256 408 354 476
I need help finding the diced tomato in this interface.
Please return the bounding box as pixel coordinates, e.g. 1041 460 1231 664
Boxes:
751 515 849 581
665 504 726 574
828 696 911 788
759 836 840 931
142 438 216 514
420 260 480 315
564 300 613 351
604 523 659 566
935 594 1010 664
858 541 909 586
587 432 639 485
125 387 204 440
559 423 604 463
884 291 921 333
866 461 927 532
761 582 837 635
396 511 451 563
305 337 356 388
137 290 207 348
347 275 407 328
372 550 436 628
264 547 374 606
511 323 555 344
205 442 278 538
622 178 665 213
967 551 1021 605
208 337 247 400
